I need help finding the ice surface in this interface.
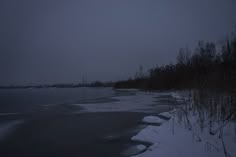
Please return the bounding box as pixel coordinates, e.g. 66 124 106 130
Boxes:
0 112 21 116
0 120 24 141
74 92 174 113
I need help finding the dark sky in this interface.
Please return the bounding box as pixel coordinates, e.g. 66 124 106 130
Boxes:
0 0 236 85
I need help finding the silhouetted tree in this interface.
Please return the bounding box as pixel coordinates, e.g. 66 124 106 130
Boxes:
114 32 236 90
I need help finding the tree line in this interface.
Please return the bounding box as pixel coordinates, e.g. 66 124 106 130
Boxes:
114 34 236 91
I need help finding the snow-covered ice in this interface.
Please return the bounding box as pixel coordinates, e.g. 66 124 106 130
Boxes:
142 116 166 124
74 92 174 113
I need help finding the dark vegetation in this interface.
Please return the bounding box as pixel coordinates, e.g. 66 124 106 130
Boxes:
114 34 236 91
0 81 114 89
174 90 236 157
115 32 236 145
115 33 236 156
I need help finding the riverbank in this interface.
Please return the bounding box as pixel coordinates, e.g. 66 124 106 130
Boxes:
130 92 236 157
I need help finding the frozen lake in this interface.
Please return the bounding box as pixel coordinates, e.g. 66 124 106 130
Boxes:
0 87 176 157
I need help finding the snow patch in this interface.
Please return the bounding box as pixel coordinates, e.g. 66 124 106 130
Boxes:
170 92 183 100
142 116 166 124
159 112 172 118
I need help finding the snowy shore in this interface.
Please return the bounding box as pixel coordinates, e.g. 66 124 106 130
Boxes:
130 92 236 157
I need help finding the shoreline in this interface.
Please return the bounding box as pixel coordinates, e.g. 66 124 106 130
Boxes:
129 91 236 157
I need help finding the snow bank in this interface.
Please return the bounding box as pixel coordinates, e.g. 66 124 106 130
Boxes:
131 110 236 157
0 120 24 141
132 125 160 144
142 116 166 124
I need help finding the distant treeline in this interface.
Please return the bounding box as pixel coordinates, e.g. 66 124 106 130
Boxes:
114 34 236 91
0 81 114 89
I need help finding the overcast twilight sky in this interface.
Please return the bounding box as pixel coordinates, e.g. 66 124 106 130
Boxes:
0 0 236 85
